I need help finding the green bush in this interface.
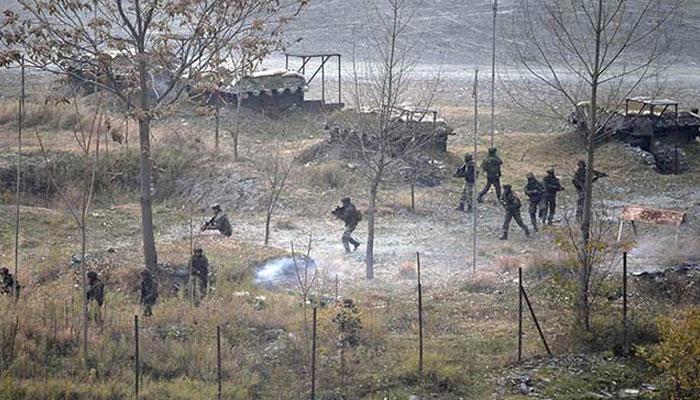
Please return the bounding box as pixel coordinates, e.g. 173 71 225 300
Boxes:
641 307 700 399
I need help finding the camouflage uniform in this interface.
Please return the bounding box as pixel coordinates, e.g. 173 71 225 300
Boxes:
523 173 546 232
541 169 564 225
0 267 20 299
189 249 209 300
202 204 232 237
454 154 476 212
333 198 361 253
500 185 530 240
86 271 105 323
140 269 158 317
572 161 607 221
478 148 503 202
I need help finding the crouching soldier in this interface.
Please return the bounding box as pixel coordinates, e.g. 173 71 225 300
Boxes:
500 184 530 240
201 204 232 237
86 271 105 323
454 153 476 212
332 197 362 253
140 269 158 317
189 248 209 302
523 173 545 232
541 168 564 225
0 267 20 299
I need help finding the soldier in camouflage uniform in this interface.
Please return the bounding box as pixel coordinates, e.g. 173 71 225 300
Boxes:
188 248 209 301
332 197 362 253
500 184 530 240
140 269 158 317
0 267 20 299
454 153 476 212
477 147 503 202
541 169 564 225
572 160 607 221
523 173 545 232
201 204 232 237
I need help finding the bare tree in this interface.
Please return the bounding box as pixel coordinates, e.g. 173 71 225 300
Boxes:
508 0 679 330
261 135 296 246
1 0 306 272
339 0 440 279
35 98 103 367
292 236 318 352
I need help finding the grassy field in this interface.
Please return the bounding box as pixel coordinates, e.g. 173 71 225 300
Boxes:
0 92 698 399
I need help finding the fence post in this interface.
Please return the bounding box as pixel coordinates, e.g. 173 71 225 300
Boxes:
518 267 523 362
521 286 552 356
311 306 317 400
623 252 629 355
217 325 222 399
134 314 139 399
417 252 424 382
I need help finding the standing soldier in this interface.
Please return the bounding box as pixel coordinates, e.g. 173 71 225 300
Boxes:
541 168 564 225
188 248 209 301
140 269 158 317
0 267 20 299
454 153 476 212
332 197 362 253
500 184 530 240
523 173 546 232
86 271 105 323
477 147 503 203
201 204 232 237
572 160 607 221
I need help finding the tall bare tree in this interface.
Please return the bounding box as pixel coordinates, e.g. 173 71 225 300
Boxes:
261 135 296 246
36 99 103 367
340 0 439 279
508 0 679 330
1 0 306 271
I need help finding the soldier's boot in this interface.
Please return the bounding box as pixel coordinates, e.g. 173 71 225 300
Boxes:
530 214 538 232
351 239 361 252
499 230 508 240
547 216 554 226
456 202 465 212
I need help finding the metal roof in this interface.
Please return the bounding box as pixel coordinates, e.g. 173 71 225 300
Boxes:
626 97 678 106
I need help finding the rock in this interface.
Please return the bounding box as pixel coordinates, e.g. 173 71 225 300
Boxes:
619 388 640 398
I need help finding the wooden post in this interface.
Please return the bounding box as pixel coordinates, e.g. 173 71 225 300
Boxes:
472 69 479 273
622 252 629 355
217 325 222 400
417 252 424 381
617 220 625 242
13 56 25 302
310 306 317 400
490 0 497 148
337 55 342 105
134 315 140 399
518 267 523 362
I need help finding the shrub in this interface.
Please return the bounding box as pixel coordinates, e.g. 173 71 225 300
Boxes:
641 307 700 399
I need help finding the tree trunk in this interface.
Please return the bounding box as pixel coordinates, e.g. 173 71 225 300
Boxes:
81 219 88 367
366 174 381 279
264 208 272 246
138 117 158 271
215 93 220 151
577 0 604 333
138 53 158 271
233 95 241 161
